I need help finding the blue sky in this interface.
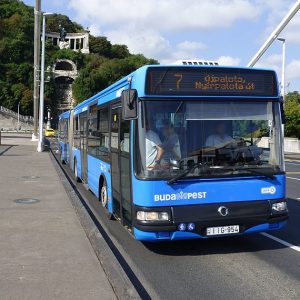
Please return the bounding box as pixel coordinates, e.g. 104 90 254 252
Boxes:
23 0 300 92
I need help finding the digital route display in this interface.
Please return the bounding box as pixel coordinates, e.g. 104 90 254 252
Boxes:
145 67 278 97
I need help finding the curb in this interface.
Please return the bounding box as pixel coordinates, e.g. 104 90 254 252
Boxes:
49 151 143 300
285 155 300 161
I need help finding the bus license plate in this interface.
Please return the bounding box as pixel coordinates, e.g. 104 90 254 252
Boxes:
206 225 239 236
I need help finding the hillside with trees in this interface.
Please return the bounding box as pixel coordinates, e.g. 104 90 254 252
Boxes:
0 0 157 117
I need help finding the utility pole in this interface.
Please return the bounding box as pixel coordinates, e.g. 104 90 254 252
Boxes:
277 38 286 101
32 0 41 141
248 0 300 67
17 101 20 131
37 12 53 152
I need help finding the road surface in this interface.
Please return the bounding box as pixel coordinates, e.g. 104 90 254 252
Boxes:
54 144 300 300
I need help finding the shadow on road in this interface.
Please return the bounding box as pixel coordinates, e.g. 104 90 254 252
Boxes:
0 145 14 156
143 232 288 256
144 199 299 255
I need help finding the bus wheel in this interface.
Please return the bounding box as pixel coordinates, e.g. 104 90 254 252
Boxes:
74 160 80 182
100 181 114 220
61 148 66 164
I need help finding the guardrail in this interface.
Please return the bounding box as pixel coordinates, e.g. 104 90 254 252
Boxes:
0 106 34 124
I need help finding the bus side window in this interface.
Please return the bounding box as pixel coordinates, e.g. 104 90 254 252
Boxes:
98 107 109 161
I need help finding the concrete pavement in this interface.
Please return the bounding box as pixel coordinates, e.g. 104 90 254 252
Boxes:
0 136 116 300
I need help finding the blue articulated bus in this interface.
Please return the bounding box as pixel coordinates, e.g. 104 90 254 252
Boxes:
58 110 70 164
58 64 288 241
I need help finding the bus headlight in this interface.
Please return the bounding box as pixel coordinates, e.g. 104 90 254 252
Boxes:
137 211 169 221
272 201 287 212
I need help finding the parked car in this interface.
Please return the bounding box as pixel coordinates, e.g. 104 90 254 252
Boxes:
44 128 56 137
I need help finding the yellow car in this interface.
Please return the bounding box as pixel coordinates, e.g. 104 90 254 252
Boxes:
45 128 56 137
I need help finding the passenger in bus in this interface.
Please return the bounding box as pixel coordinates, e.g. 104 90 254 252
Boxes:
205 121 235 148
145 119 164 169
161 120 181 162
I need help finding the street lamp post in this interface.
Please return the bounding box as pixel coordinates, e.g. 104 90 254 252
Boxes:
277 38 286 101
18 101 21 131
32 0 41 141
37 12 53 152
277 37 286 146
17 101 20 131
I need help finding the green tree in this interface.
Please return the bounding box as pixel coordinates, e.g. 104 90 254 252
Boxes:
111 44 130 59
89 36 112 57
72 54 158 104
0 0 159 118
284 92 300 139
46 14 83 33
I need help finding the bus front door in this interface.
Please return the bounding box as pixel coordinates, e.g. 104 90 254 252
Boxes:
110 106 132 226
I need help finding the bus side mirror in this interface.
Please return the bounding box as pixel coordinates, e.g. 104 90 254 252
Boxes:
121 89 138 120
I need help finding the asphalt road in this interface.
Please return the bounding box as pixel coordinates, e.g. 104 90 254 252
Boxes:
53 144 300 300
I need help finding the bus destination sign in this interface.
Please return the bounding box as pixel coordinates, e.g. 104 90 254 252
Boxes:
145 67 278 97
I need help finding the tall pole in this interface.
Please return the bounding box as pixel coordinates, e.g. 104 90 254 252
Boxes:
32 0 41 141
37 14 46 152
278 38 286 143
248 0 300 67
278 38 286 101
17 101 20 131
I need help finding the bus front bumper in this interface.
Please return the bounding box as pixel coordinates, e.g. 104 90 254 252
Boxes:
132 199 288 241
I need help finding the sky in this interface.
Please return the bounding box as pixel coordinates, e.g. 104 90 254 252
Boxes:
23 0 300 92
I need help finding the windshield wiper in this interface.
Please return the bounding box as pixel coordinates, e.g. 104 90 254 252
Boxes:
228 166 276 180
154 68 170 93
167 163 204 184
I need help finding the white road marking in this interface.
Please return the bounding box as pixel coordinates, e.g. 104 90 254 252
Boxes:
261 232 300 253
287 176 300 181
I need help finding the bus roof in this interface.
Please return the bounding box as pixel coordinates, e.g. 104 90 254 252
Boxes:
58 110 70 120
64 64 279 116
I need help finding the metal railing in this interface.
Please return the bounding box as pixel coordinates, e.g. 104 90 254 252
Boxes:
0 106 34 124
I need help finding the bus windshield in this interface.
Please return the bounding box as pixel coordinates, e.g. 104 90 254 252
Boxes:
136 100 283 180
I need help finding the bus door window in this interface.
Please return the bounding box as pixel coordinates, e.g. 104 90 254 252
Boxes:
110 108 121 218
120 119 132 225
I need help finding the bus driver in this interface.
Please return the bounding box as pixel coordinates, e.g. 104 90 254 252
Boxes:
205 121 235 148
145 119 164 170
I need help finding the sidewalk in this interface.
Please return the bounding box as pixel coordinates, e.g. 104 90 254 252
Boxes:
0 136 116 300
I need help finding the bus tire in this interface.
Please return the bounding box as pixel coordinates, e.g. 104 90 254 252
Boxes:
100 178 114 220
61 147 66 164
74 159 80 182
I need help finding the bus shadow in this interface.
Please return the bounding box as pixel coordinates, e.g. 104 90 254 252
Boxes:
144 198 299 256
143 232 287 256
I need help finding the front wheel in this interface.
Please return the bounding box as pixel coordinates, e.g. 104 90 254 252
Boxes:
100 181 114 220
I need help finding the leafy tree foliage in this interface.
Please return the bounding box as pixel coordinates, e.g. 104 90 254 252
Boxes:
46 14 83 33
89 36 113 57
0 0 158 118
72 54 158 102
0 0 34 115
284 92 300 139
